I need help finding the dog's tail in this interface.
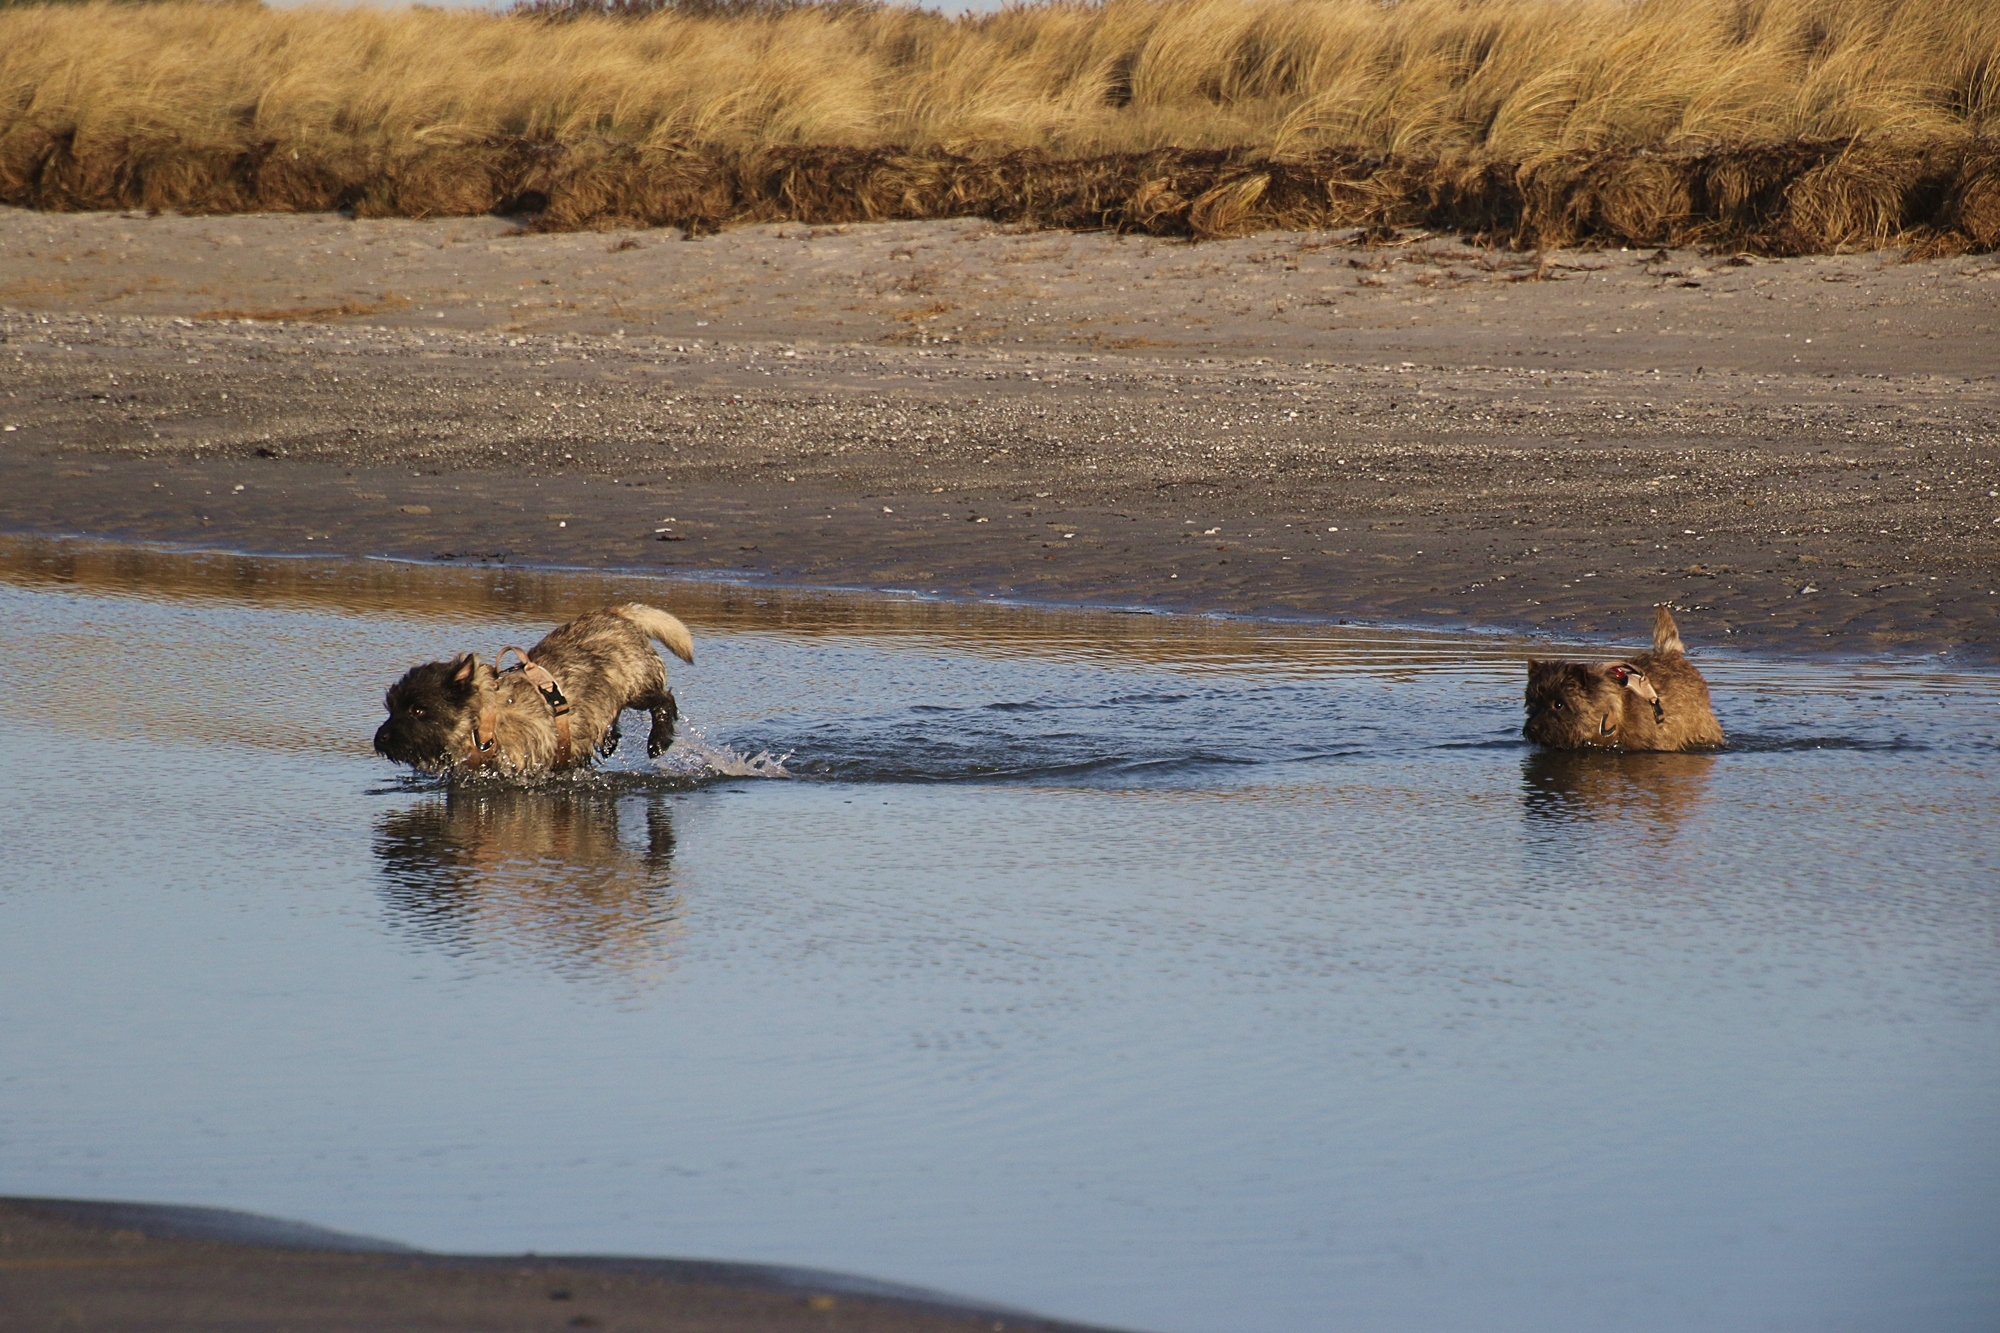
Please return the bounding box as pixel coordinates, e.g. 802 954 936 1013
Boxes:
1652 605 1685 655
615 603 695 664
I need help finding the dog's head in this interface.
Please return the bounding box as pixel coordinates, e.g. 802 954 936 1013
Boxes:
375 653 484 771
1523 659 1663 749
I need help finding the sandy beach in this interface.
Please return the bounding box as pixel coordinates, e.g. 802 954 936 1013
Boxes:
3 205 1998 658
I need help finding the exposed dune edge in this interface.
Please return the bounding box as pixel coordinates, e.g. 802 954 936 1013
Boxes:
4 138 1997 253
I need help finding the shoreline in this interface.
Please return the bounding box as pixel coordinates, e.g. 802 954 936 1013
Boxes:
4 210 1998 663
5 526 1991 675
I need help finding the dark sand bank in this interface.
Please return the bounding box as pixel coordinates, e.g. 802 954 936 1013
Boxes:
3 207 1998 660
0 1198 1127 1333
3 1192 1128 1328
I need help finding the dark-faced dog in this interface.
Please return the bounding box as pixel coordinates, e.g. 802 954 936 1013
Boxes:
1524 607 1723 752
375 604 694 775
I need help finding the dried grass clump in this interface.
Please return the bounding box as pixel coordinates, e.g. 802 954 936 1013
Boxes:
1 0 1995 250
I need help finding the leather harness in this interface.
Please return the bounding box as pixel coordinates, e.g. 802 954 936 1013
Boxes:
464 647 574 770
1604 663 1666 735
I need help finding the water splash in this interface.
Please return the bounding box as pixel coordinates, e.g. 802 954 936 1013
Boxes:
657 725 792 780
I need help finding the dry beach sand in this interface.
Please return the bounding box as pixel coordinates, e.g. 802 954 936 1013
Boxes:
4 206 1997 660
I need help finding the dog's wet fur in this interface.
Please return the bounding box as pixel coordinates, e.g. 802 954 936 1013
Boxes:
375 603 694 775
1524 607 1723 752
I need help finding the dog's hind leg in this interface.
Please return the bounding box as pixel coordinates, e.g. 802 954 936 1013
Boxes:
635 688 679 757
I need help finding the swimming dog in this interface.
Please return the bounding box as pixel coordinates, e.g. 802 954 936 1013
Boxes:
375 603 694 774
1523 607 1723 752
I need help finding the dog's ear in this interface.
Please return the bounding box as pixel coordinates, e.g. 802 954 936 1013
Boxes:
1524 660 1587 712
1524 659 1551 702
1526 659 1590 689
451 653 479 688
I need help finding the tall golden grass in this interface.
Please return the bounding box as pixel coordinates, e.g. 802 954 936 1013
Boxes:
2 0 1996 249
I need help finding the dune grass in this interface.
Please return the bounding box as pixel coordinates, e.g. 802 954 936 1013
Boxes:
1 0 1995 249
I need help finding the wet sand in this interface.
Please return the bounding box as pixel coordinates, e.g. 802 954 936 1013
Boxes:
4 207 1999 659
0 1198 1117 1333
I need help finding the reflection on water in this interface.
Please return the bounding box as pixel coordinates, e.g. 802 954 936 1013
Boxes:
6 532 1990 696
1520 749 1718 839
0 532 1632 680
374 785 683 982
4 534 1998 1333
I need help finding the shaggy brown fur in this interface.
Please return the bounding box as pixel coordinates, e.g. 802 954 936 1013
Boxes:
1523 607 1724 752
375 603 694 774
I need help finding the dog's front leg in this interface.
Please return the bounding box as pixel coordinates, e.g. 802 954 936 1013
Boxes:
597 716 623 758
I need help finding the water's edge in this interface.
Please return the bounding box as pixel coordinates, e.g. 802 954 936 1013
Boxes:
5 527 1987 671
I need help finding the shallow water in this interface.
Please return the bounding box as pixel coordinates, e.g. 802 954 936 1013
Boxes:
1 537 1996 1333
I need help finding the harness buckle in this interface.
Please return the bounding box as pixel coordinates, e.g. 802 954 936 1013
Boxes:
496 646 567 714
